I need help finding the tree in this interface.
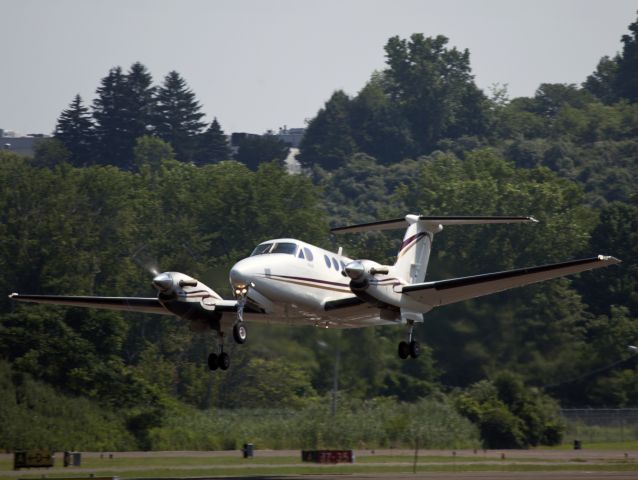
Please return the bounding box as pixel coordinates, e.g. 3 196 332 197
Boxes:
382 34 489 152
349 76 416 164
584 56 620 104
124 62 156 141
92 66 133 167
31 138 71 168
54 94 95 166
195 118 231 165
615 12 638 102
234 134 289 170
297 90 357 170
133 136 175 170
577 200 638 317
154 71 206 163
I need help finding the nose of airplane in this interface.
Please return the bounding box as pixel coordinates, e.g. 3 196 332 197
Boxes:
229 260 250 287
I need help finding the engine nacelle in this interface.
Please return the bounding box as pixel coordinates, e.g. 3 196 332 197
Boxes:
344 260 401 311
152 272 225 331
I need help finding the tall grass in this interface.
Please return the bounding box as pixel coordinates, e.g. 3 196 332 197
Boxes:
0 363 136 451
147 396 480 450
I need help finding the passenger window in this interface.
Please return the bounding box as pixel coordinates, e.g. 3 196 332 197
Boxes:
324 255 331 268
303 247 314 261
332 258 340 271
298 249 305 259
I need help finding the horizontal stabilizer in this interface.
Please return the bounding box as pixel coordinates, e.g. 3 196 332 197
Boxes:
402 255 621 309
9 293 169 315
332 215 538 234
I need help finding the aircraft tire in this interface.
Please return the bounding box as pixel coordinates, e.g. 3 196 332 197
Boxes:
219 352 230 370
208 353 219 371
233 322 248 344
409 340 420 359
398 341 410 359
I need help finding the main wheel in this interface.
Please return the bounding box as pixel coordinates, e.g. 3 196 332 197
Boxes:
409 340 421 359
398 341 410 359
218 352 230 370
233 322 248 344
208 353 219 371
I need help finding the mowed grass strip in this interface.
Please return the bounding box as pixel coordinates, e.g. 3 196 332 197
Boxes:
3 456 638 480
0 453 566 472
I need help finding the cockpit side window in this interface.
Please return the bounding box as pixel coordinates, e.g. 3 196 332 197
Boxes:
270 242 298 255
251 243 273 256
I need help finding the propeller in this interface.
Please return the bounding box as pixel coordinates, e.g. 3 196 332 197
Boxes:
131 244 161 277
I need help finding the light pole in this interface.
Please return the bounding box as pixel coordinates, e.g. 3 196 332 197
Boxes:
318 336 340 416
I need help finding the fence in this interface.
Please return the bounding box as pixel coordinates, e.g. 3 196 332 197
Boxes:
561 408 638 444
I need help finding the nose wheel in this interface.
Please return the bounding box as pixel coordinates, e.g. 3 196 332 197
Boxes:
398 323 420 360
233 322 247 344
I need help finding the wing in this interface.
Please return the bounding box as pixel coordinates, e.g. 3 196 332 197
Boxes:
9 293 170 315
402 255 621 309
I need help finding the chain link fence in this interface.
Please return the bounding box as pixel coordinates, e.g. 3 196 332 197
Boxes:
561 409 638 444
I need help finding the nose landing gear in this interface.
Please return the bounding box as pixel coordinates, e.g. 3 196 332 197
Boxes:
207 286 251 372
232 285 249 344
398 322 420 360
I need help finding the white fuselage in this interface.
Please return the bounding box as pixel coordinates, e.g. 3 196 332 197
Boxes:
228 238 401 328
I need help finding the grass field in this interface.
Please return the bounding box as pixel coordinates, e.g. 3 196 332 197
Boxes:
2 447 638 480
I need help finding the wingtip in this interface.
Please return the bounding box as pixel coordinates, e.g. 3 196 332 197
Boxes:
598 255 622 264
8 293 18 299
528 216 539 223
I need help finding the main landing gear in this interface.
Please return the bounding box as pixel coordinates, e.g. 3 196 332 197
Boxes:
207 289 249 371
208 332 231 371
398 322 420 360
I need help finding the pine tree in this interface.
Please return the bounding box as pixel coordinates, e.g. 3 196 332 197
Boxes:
125 62 156 141
155 71 206 162
92 66 132 167
54 94 94 166
195 118 231 165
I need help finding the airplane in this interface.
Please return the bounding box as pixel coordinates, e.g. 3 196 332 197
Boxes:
9 214 620 371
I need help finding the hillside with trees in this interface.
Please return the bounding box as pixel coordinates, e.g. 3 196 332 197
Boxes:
1 12 638 451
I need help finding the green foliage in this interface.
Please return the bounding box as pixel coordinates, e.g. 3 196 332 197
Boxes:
234 133 289 170
298 90 357 170
133 135 175 170
155 70 207 163
0 361 136 450
55 94 94 166
456 373 564 448
196 118 231 165
146 396 478 451
4 17 638 452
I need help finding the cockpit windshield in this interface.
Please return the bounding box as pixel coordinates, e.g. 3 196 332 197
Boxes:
250 242 298 256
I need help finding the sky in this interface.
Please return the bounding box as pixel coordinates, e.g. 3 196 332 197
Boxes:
1 0 636 136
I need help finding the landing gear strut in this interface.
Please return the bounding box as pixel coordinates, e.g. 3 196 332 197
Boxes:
398 322 420 360
208 332 230 371
232 285 249 345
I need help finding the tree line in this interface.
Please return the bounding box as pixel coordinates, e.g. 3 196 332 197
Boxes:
52 63 289 171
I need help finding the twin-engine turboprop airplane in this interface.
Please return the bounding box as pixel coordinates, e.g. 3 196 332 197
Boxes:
10 215 620 371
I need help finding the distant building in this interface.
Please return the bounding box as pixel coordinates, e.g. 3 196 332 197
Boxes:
275 126 305 148
1 130 50 157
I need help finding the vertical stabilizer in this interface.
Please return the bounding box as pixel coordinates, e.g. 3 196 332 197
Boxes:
393 215 440 284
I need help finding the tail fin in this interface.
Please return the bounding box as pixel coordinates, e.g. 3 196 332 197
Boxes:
332 214 538 284
394 215 437 284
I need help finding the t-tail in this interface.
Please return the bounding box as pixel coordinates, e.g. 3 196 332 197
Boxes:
331 214 538 284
